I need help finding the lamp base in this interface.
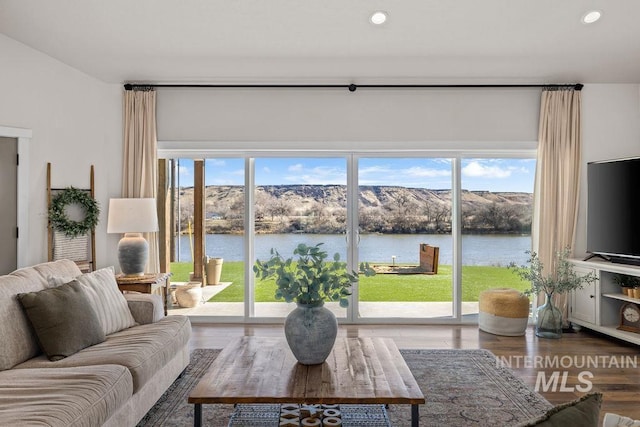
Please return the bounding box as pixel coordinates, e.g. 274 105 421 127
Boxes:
117 233 148 276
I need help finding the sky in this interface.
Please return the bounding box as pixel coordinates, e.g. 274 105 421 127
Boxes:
176 157 535 193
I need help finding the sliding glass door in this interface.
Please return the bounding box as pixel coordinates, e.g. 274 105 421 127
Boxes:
356 157 454 319
165 151 534 322
253 157 349 319
459 158 536 319
172 158 245 317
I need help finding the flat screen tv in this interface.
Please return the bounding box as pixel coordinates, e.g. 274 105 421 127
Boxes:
587 157 640 266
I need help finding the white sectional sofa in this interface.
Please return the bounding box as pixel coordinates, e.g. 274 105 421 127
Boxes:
0 259 191 426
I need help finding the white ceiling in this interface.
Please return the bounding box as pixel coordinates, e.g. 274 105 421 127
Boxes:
1 0 639 85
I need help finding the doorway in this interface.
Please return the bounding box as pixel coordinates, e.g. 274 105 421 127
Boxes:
0 137 18 274
0 125 31 271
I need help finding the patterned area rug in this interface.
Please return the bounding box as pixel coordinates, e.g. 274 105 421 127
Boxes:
137 348 552 427
228 403 391 426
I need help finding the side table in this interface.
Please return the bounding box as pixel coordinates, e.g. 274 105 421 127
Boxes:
116 272 172 316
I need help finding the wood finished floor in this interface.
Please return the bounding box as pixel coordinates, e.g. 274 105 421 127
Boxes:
190 323 640 423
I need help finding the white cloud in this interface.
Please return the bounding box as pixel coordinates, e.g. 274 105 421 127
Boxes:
207 159 226 166
284 166 346 185
514 166 531 174
288 163 304 172
359 165 393 176
405 167 451 178
462 161 511 178
263 166 271 174
359 165 450 187
179 165 191 177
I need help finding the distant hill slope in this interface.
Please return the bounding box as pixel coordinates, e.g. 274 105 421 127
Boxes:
178 185 533 234
180 184 531 209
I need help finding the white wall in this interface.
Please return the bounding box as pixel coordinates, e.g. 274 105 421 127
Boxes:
0 34 122 268
574 84 640 257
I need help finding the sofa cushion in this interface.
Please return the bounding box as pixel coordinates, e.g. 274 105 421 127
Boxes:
0 274 43 371
0 364 133 427
10 259 82 287
73 267 137 335
125 293 165 325
16 315 191 392
17 280 105 361
0 260 84 370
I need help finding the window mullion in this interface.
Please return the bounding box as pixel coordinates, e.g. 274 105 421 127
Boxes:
245 158 255 319
452 157 462 320
347 154 359 323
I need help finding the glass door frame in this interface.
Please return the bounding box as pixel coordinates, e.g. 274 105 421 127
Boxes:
349 154 460 324
159 148 536 324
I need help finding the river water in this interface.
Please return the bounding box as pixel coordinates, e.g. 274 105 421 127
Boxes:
177 233 531 266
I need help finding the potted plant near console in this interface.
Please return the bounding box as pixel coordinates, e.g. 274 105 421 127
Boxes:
510 247 597 339
613 274 640 298
254 243 374 365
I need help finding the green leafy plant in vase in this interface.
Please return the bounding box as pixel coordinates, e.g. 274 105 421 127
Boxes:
613 274 640 298
510 247 597 338
254 243 374 364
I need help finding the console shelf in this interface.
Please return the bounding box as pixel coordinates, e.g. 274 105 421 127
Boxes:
569 259 640 345
602 293 640 304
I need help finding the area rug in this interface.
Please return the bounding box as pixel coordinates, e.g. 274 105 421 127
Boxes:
137 348 552 427
227 403 391 426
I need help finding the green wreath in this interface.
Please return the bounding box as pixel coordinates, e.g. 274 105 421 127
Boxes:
49 187 100 238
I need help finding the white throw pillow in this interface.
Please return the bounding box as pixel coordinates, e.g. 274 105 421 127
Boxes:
47 274 74 288
603 413 640 427
73 267 137 335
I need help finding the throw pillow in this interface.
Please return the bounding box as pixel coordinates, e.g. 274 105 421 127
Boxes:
46 274 74 288
516 392 602 427
18 280 105 361
75 267 137 335
603 412 640 427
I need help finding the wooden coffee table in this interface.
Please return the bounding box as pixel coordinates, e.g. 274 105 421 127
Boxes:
188 336 425 426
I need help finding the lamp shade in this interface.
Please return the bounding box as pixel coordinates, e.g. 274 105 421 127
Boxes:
107 198 159 234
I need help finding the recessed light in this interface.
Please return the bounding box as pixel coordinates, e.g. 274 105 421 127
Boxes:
370 11 388 25
582 10 602 24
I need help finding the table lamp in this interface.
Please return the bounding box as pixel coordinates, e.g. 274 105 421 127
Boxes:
107 198 158 276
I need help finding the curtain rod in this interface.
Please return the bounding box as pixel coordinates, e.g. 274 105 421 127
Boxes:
124 83 583 92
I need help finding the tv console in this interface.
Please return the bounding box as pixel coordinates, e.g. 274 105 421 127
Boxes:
569 258 640 345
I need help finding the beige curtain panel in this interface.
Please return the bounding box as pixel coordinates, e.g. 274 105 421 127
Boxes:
533 89 582 322
123 90 160 274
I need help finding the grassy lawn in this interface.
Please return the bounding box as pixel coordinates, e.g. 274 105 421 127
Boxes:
170 261 530 302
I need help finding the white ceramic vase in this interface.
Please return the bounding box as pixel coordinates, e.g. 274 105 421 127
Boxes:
175 283 202 308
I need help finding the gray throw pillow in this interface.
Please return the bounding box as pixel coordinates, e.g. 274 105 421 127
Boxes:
516 392 602 427
18 280 105 361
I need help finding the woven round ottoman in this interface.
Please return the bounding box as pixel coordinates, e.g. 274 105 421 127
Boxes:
479 288 530 336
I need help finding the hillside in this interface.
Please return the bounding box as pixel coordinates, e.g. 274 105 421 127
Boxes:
177 185 532 234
